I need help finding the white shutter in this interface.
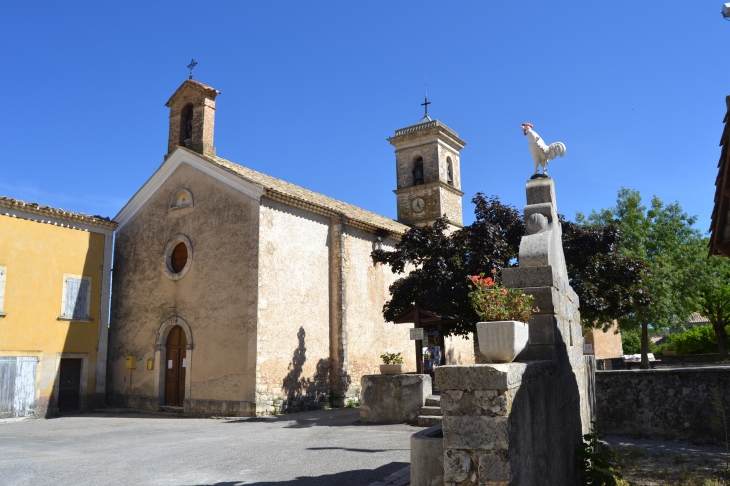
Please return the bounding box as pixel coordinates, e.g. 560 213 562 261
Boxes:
0 265 5 313
63 278 81 318
75 279 90 318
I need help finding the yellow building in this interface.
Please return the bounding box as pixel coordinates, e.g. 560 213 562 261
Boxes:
0 196 116 418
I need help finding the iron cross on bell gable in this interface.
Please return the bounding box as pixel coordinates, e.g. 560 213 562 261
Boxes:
187 59 198 80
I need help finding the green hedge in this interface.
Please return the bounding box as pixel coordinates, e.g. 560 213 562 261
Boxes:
621 325 729 355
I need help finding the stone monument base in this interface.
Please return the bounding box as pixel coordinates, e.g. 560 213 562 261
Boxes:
436 357 595 485
360 373 432 424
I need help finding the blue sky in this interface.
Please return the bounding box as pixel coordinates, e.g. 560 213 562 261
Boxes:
1 1 728 232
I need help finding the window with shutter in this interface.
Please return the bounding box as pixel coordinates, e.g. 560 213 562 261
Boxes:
61 275 91 320
0 265 6 314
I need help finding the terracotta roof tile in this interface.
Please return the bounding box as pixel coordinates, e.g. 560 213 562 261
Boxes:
688 312 710 324
184 148 409 235
0 196 117 230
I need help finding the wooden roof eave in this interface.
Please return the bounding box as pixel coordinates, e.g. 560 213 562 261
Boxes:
392 306 461 325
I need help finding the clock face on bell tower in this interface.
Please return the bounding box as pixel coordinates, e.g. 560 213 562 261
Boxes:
387 117 466 228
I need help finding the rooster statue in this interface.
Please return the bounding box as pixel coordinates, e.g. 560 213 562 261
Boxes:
521 123 566 176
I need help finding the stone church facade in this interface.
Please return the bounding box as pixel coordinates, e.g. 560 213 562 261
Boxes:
107 79 474 415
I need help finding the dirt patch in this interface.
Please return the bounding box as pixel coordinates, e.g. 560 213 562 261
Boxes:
605 435 730 485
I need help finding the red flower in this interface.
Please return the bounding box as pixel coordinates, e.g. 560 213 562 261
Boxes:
501 288 508 295
484 277 493 287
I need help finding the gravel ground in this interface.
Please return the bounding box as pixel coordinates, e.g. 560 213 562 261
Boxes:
0 408 413 486
605 435 730 485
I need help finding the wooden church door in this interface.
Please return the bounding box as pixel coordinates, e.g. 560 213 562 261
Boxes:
164 325 187 407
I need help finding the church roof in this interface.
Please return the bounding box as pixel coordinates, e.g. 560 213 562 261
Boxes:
0 196 117 231
165 79 220 107
709 95 730 256
183 148 411 236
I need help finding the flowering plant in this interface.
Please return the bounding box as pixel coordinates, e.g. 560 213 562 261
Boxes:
467 270 537 323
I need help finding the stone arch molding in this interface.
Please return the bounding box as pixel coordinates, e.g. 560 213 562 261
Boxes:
156 315 194 350
169 188 194 211
162 233 193 280
153 315 193 408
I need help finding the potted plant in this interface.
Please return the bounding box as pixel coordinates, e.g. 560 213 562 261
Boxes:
468 270 537 363
380 352 406 374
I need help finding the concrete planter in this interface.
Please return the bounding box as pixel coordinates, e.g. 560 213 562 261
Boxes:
476 320 529 363
380 364 406 374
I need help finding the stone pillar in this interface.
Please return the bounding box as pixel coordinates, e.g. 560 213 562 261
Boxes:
501 176 593 434
435 176 595 485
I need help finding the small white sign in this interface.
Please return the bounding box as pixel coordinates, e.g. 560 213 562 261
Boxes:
583 343 594 355
182 358 186 368
410 328 425 341
168 360 173 369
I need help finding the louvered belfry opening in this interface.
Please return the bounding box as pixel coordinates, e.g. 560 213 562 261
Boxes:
170 243 188 273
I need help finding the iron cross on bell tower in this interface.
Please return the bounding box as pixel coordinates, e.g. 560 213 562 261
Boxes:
187 59 198 80
421 79 431 118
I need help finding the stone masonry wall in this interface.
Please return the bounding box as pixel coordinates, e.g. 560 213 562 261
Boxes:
596 367 730 443
437 357 593 486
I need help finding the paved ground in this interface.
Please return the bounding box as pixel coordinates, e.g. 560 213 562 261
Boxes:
605 435 729 485
0 408 414 486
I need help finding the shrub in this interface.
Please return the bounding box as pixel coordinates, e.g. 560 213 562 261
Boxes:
621 330 641 355
665 325 718 355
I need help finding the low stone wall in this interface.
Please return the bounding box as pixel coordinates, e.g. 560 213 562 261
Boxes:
360 373 431 424
596 367 730 443
597 353 723 370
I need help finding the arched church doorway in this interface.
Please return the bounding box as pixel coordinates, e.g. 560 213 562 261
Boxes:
164 325 187 406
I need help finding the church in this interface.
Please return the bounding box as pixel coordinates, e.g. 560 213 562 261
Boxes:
106 78 475 415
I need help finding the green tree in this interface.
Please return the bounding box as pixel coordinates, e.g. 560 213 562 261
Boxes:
695 253 730 360
577 188 705 369
562 220 650 329
373 193 649 338
371 194 520 337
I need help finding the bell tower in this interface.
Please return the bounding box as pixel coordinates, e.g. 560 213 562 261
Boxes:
388 114 466 227
164 79 220 159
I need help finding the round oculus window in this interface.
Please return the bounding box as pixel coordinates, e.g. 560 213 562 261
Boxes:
163 234 193 280
170 242 188 273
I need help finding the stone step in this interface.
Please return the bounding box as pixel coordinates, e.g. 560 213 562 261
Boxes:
159 406 184 413
417 415 442 427
425 395 441 407
419 406 442 416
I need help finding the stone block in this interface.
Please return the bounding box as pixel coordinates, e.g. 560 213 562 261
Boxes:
436 363 526 391
527 314 555 345
443 450 471 483
524 202 556 226
502 265 554 289
515 344 554 361
440 388 513 417
518 232 551 267
521 286 558 314
477 451 509 483
525 176 557 209
442 415 508 450
360 373 431 424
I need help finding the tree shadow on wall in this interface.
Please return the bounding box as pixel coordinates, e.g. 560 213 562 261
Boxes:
282 327 332 410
